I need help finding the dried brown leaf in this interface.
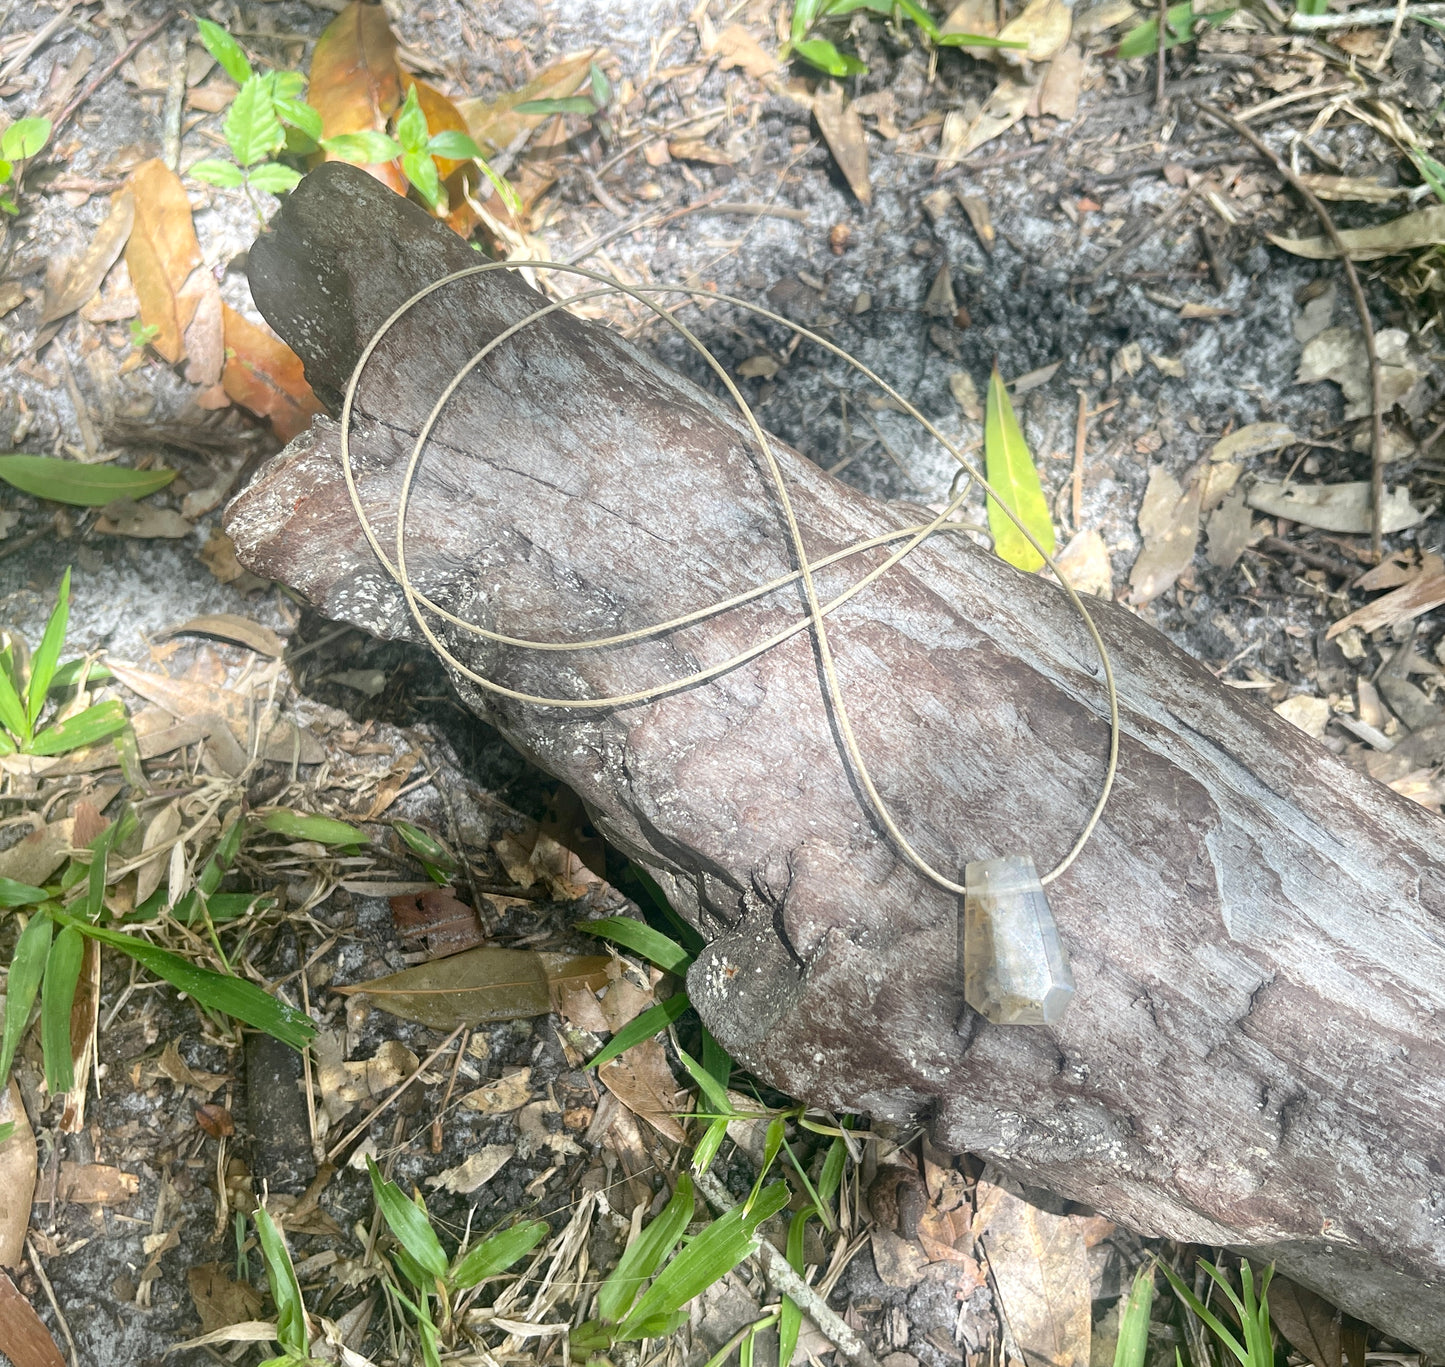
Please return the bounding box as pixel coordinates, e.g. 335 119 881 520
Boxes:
1055 529 1112 596
159 613 286 658
220 304 324 443
457 53 595 158
812 82 870 206
714 25 778 78
0 1271 65 1367
1129 466 1201 604
426 1144 514 1194
39 191 135 327
94 500 194 539
188 1262 264 1336
1271 1276 1342 1367
997 0 1074 62
0 1082 37 1269
56 1162 139 1205
462 1067 533 1115
338 947 553 1028
974 1182 1091 1367
1270 204 1445 261
310 1 407 193
960 78 1031 158
1205 488 1253 572
1038 43 1083 118
1328 562 1445 640
597 1035 687 1142
0 819 74 887
1246 480 1423 535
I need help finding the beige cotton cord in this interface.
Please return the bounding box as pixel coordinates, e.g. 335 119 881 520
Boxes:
338 262 1120 894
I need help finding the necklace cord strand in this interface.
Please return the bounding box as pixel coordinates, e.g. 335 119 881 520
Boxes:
337 262 1121 894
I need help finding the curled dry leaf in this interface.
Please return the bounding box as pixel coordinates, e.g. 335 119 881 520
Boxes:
597 1035 687 1142
457 52 596 155
1297 326 1427 421
195 1103 235 1138
1269 204 1445 261
1270 1274 1344 1367
1246 480 1423 535
1275 694 1332 737
1055 529 1112 596
39 190 135 327
462 1067 533 1114
961 78 1032 158
812 82 870 207
974 1181 1091 1367
1038 43 1083 119
714 25 778 79
310 0 406 192
426 1144 514 1194
0 819 74 886
124 160 223 385
1129 466 1201 604
0 1081 37 1269
0 1270 65 1367
1211 421 1295 462
94 500 193 539
56 1162 139 1204
159 613 286 658
220 305 324 443
997 0 1074 62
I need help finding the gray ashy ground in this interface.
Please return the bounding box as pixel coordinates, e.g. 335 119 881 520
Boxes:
0 0 1441 1362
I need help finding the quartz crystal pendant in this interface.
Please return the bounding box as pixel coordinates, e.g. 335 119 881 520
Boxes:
961 855 1075 1025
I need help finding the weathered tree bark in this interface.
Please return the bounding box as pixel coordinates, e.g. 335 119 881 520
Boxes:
230 165 1445 1347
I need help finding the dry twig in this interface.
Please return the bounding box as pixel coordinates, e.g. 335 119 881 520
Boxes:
1196 99 1387 557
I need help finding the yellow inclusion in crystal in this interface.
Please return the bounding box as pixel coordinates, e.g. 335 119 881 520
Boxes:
961 854 1075 1025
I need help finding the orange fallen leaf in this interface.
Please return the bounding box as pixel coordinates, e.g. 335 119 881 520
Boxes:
0 1081 37 1269
124 159 223 385
220 304 324 442
309 1 406 193
0 1271 64 1367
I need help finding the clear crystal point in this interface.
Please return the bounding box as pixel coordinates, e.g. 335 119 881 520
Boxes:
962 855 1075 1025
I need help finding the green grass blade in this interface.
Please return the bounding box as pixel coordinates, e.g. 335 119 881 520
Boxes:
26 567 69 729
781 1134 831 1232
984 362 1055 572
701 1026 732 1092
449 1220 548 1290
0 647 29 743
254 1207 309 1356
29 699 128 755
57 916 316 1048
261 808 367 846
85 821 117 922
597 1171 695 1323
0 878 48 908
745 1116 786 1214
578 916 692 974
618 1182 789 1339
1115 1264 1156 1367
367 1156 448 1280
816 1134 847 1207
1 913 52 1087
41 923 84 1093
0 455 176 506
691 1115 730 1175
675 1041 735 1116
778 1207 810 1367
588 992 691 1071
1160 1259 1248 1366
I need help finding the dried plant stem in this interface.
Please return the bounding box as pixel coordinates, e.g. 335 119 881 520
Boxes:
1289 0 1445 25
692 1169 883 1367
1197 99 1387 557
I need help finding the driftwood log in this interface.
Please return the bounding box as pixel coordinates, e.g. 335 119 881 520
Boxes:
229 164 1445 1346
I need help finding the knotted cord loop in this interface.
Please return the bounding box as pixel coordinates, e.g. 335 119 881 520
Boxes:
338 261 1120 892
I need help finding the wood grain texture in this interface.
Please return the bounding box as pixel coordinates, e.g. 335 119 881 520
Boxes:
230 164 1445 1346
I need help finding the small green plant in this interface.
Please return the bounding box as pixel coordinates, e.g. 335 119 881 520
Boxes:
1115 3 1236 58
1114 1264 1156 1367
0 116 51 214
366 1156 548 1366
571 1171 791 1351
128 319 161 350
188 18 516 218
1160 1257 1275 1367
0 569 128 757
784 0 1018 79
253 1207 321 1365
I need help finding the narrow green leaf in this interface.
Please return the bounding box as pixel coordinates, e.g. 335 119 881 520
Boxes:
745 1116 786 1213
29 699 128 755
46 659 111 692
514 96 599 116
56 916 317 1049
0 878 47 908
1159 1259 1247 1366
1411 149 1445 205
426 129 484 161
1 913 52 1088
701 1027 732 1093
588 993 691 1071
628 865 705 954
589 60 612 106
449 1220 548 1290
596 1172 695 1323
41 924 84 1094
225 74 286 167
394 820 457 870
934 29 1029 46
0 454 175 506
984 362 1055 572
255 1207 309 1356
778 1208 809 1367
895 0 942 38
189 158 245 187
816 1134 847 1207
1114 1264 1156 1367
0 650 28 743
790 38 867 75
247 162 303 194
578 917 692 974
261 808 367 846
26 567 70 728
473 155 524 217
793 0 828 41
0 118 51 161
826 0 896 14
367 1157 448 1280
84 822 117 923
402 147 444 211
619 1183 789 1338
674 1042 735 1117
321 131 404 163
691 1116 729 1174
195 19 253 85
0 1122 13 1145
